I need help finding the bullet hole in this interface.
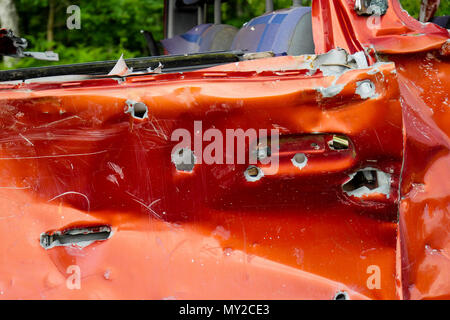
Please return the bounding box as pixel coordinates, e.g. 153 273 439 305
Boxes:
291 152 308 170
171 147 196 172
333 291 350 300
247 166 259 177
244 165 264 182
125 100 148 119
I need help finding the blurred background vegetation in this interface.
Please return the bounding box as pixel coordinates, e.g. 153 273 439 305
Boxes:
0 0 449 69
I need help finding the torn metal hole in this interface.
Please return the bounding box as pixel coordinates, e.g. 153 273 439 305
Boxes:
343 169 378 192
343 168 391 198
354 0 388 16
356 80 376 99
328 135 349 150
125 100 148 119
311 143 320 150
40 225 112 250
291 152 308 170
333 291 350 300
244 165 264 182
171 147 196 172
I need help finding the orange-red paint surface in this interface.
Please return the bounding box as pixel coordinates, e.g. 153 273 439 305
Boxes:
312 0 450 300
0 0 448 299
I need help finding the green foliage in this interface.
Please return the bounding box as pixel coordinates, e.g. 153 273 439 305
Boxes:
399 0 420 18
1 0 448 70
436 1 450 17
400 0 450 18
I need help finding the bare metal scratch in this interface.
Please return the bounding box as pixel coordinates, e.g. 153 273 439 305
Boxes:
373 128 384 152
126 191 161 219
19 133 34 146
0 150 107 160
0 186 30 190
35 115 82 128
131 198 162 219
148 116 169 140
48 191 91 212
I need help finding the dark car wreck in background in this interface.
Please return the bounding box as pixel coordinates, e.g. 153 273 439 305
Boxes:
0 0 448 300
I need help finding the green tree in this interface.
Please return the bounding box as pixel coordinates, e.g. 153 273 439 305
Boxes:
1 0 449 70
4 0 164 68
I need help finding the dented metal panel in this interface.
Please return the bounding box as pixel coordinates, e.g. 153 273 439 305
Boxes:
0 52 403 300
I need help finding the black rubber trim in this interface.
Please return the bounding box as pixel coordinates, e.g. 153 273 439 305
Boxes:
0 51 244 81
